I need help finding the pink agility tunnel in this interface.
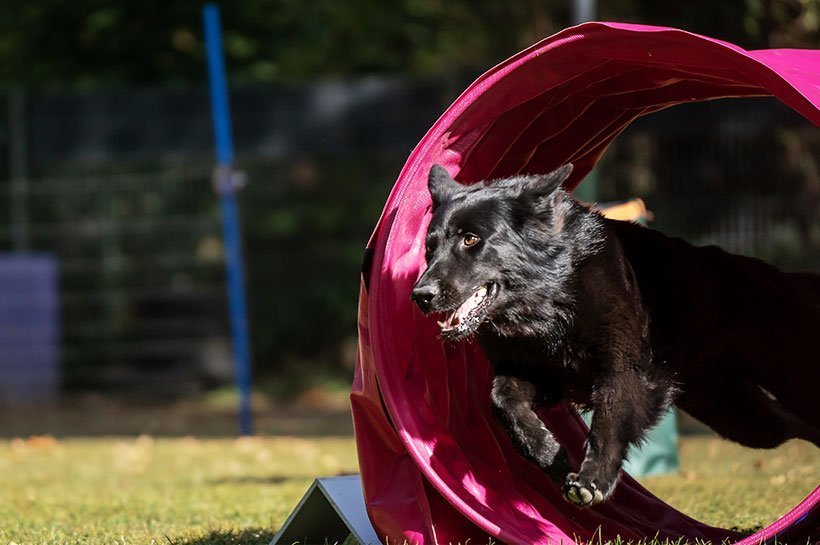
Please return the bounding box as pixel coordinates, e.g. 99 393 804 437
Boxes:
351 22 820 545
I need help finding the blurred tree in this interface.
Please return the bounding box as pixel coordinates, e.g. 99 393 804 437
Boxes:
600 0 819 49
748 0 820 48
0 0 569 87
1 0 814 89
0 0 816 389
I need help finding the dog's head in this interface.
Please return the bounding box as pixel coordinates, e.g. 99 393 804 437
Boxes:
410 163 574 340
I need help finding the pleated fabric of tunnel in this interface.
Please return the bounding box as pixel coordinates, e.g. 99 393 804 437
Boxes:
351 22 820 545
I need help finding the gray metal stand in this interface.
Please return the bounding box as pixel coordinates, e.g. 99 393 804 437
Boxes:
271 475 381 545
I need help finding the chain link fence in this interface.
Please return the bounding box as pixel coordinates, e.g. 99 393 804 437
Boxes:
0 83 816 399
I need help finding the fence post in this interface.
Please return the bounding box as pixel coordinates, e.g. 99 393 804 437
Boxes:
571 0 600 203
9 86 30 251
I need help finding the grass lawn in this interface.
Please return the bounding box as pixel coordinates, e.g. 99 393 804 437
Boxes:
640 437 818 533
1 435 358 545
1 398 817 544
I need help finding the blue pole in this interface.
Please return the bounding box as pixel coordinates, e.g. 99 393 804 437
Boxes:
203 3 253 435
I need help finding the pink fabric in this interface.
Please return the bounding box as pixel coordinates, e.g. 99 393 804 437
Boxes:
351 22 820 545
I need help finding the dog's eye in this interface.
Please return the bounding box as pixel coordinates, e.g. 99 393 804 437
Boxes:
462 233 480 247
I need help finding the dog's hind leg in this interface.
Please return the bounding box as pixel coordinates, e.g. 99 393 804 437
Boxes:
563 368 671 507
677 374 820 449
491 375 571 483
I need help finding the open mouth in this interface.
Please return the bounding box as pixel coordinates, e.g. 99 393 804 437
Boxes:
437 282 499 340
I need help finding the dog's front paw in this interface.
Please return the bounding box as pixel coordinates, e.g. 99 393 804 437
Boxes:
562 473 605 507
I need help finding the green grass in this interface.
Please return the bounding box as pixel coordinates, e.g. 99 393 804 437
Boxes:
0 435 359 545
0 398 817 545
640 436 818 532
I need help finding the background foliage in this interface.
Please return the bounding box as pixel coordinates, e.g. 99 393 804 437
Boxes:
0 1 817 392
0 0 817 88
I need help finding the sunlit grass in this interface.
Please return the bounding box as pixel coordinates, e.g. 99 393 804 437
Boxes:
0 417 816 544
0 435 358 545
639 436 818 532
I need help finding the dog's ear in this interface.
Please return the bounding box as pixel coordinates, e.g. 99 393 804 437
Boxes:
428 164 460 205
522 164 573 198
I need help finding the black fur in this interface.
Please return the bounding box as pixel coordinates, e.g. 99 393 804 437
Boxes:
411 164 820 508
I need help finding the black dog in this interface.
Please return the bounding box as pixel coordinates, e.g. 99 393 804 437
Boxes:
411 164 820 507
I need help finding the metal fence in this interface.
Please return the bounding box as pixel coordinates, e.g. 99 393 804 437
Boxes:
0 82 816 397
597 97 820 270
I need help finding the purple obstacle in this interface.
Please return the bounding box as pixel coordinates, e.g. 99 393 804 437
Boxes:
352 22 819 545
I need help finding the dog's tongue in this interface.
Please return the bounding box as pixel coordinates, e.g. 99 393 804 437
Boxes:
439 286 487 331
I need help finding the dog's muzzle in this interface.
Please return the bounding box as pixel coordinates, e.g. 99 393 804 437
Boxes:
410 282 440 313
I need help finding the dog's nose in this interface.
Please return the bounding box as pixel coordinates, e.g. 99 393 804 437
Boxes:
410 283 440 311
